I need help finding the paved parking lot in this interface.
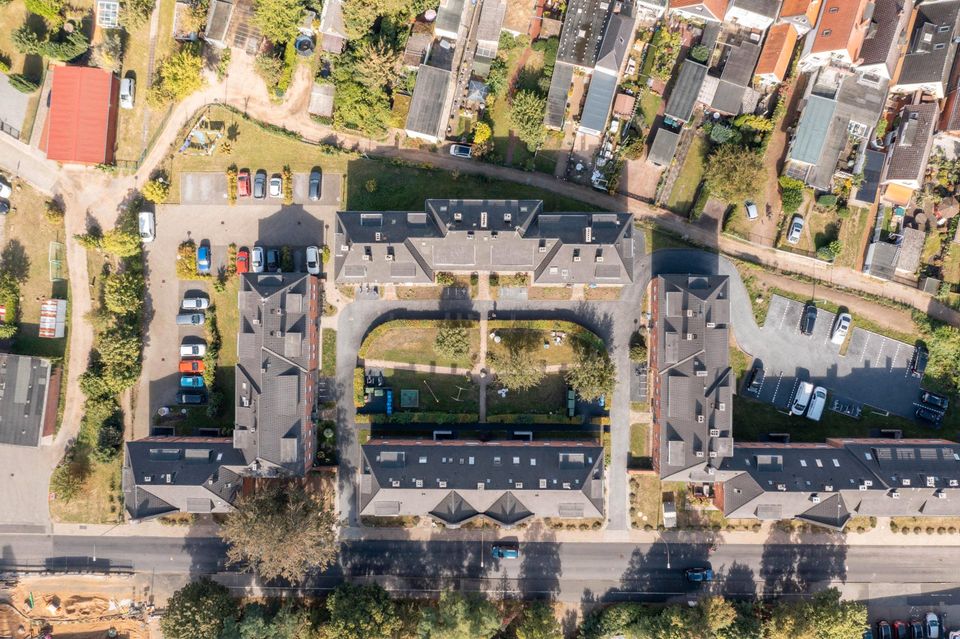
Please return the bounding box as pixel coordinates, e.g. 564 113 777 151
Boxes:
180 172 342 206
134 201 333 438
747 295 922 419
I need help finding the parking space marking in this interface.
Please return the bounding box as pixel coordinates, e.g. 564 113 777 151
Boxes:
777 301 789 331
770 371 785 406
874 336 887 368
889 341 901 372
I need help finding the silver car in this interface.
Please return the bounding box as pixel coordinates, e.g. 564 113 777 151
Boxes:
138 211 155 243
179 342 206 357
251 247 265 273
181 296 210 310
269 174 282 198
306 245 320 275
120 78 135 109
786 215 804 244
830 312 851 345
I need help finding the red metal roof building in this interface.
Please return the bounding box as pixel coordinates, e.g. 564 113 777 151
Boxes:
40 66 119 165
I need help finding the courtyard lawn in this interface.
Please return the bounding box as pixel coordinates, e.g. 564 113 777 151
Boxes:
361 322 480 369
486 373 567 415
639 89 662 128
665 134 707 215
345 159 604 213
382 368 479 414
2 182 69 359
321 328 337 376
834 207 870 269
167 105 353 202
49 457 123 524
629 474 662 529
209 278 240 366
629 422 649 469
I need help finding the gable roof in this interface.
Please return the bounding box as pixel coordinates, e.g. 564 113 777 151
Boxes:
558 0 612 66
476 0 507 46
0 353 52 447
896 0 960 88
648 127 682 166
858 0 909 74
595 11 636 73
42 66 119 165
360 440 604 526
884 102 938 183
756 23 799 82
809 0 870 56
670 0 730 21
664 59 709 122
727 0 781 19
122 438 245 520
405 64 453 140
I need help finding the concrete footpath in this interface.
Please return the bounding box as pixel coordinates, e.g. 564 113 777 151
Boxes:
50 519 960 547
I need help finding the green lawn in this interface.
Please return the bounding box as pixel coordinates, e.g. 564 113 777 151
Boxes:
2 182 68 360
835 207 870 269
487 328 582 367
382 368 479 413
322 328 337 376
629 422 651 469
733 394 935 442
168 105 353 202
639 90 662 128
49 457 123 524
210 278 240 366
345 159 604 212
630 474 662 529
665 134 707 215
486 373 567 415
361 323 479 369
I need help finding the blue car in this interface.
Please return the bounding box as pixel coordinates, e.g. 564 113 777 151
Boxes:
180 375 205 389
491 544 519 559
685 567 714 583
197 245 211 274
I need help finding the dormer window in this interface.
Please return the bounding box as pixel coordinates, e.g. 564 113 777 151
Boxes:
822 28 832 36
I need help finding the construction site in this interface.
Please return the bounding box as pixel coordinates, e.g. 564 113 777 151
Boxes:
0 575 159 639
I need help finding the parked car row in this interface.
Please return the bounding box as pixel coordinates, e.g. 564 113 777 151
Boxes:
177 292 207 405
790 381 827 421
916 389 949 426
239 168 323 201
872 613 943 639
236 245 322 275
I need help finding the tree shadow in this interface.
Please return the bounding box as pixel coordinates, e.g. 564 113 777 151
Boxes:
518 520 561 600
758 523 848 596
0 240 30 282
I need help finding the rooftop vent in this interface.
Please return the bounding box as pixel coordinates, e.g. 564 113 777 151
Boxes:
891 490 900 499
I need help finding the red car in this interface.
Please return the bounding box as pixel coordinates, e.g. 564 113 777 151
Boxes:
892 621 909 639
236 248 249 274
238 169 251 197
179 359 205 374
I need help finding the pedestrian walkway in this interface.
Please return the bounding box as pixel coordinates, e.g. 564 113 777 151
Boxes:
362 359 472 376
477 313 489 420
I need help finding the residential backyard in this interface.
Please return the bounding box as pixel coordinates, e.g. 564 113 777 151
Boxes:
381 368 480 414
665 134 707 215
486 372 567 415
359 321 480 369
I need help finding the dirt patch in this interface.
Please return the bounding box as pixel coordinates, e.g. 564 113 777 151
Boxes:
1 584 151 639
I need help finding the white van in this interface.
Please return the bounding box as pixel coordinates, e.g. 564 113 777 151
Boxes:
805 386 827 421
790 381 814 416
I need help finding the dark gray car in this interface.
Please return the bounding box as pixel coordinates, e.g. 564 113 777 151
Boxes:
309 169 321 201
254 170 267 199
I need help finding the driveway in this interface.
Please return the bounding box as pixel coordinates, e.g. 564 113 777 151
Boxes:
752 295 922 418
179 172 342 206
134 202 332 438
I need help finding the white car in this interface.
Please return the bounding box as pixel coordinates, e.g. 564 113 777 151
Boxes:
790 381 814 416
306 245 321 275
745 201 758 220
926 613 941 639
181 296 210 310
450 144 472 158
138 211 155 243
119 78 135 109
251 246 265 273
269 175 282 198
179 343 206 357
786 215 804 244
830 312 851 345
805 386 827 421
0 179 11 199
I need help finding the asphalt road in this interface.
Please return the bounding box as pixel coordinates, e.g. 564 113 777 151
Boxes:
3 534 960 602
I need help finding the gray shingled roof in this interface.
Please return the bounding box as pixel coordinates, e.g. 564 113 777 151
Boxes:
790 94 837 165
557 0 612 67
897 0 960 87
234 273 317 475
654 275 733 482
664 60 708 122
360 440 604 526
335 200 635 285
204 0 234 44
727 0 781 18
544 62 575 128
122 439 245 520
579 71 619 134
476 0 507 46
405 64 453 140
436 0 468 36
884 102 938 183
859 0 908 73
855 148 885 203
0 353 51 447
595 12 635 73
648 127 681 166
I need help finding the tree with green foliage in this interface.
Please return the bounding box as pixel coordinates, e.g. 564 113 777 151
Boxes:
510 90 547 151
14 24 89 61
321 583 401 639
103 271 144 315
7 74 38 93
252 0 305 43
734 113 774 132
704 145 763 203
351 37 402 91
120 0 155 30
692 596 738 639
25 0 64 23
142 178 170 204
473 121 492 145
254 52 284 88
332 80 392 138
148 49 204 106
490 341 544 391
417 592 501 639
98 324 142 392
101 228 141 257
91 29 123 72
566 341 615 402
621 135 646 160
915 313 960 393
689 44 709 63
434 324 471 362
515 602 562 639
0 274 20 338
817 193 838 208
220 603 311 639
709 123 740 145
487 57 508 96
160 578 236 639
220 482 338 583
778 175 805 214
629 331 647 362
763 589 866 639
50 457 87 501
